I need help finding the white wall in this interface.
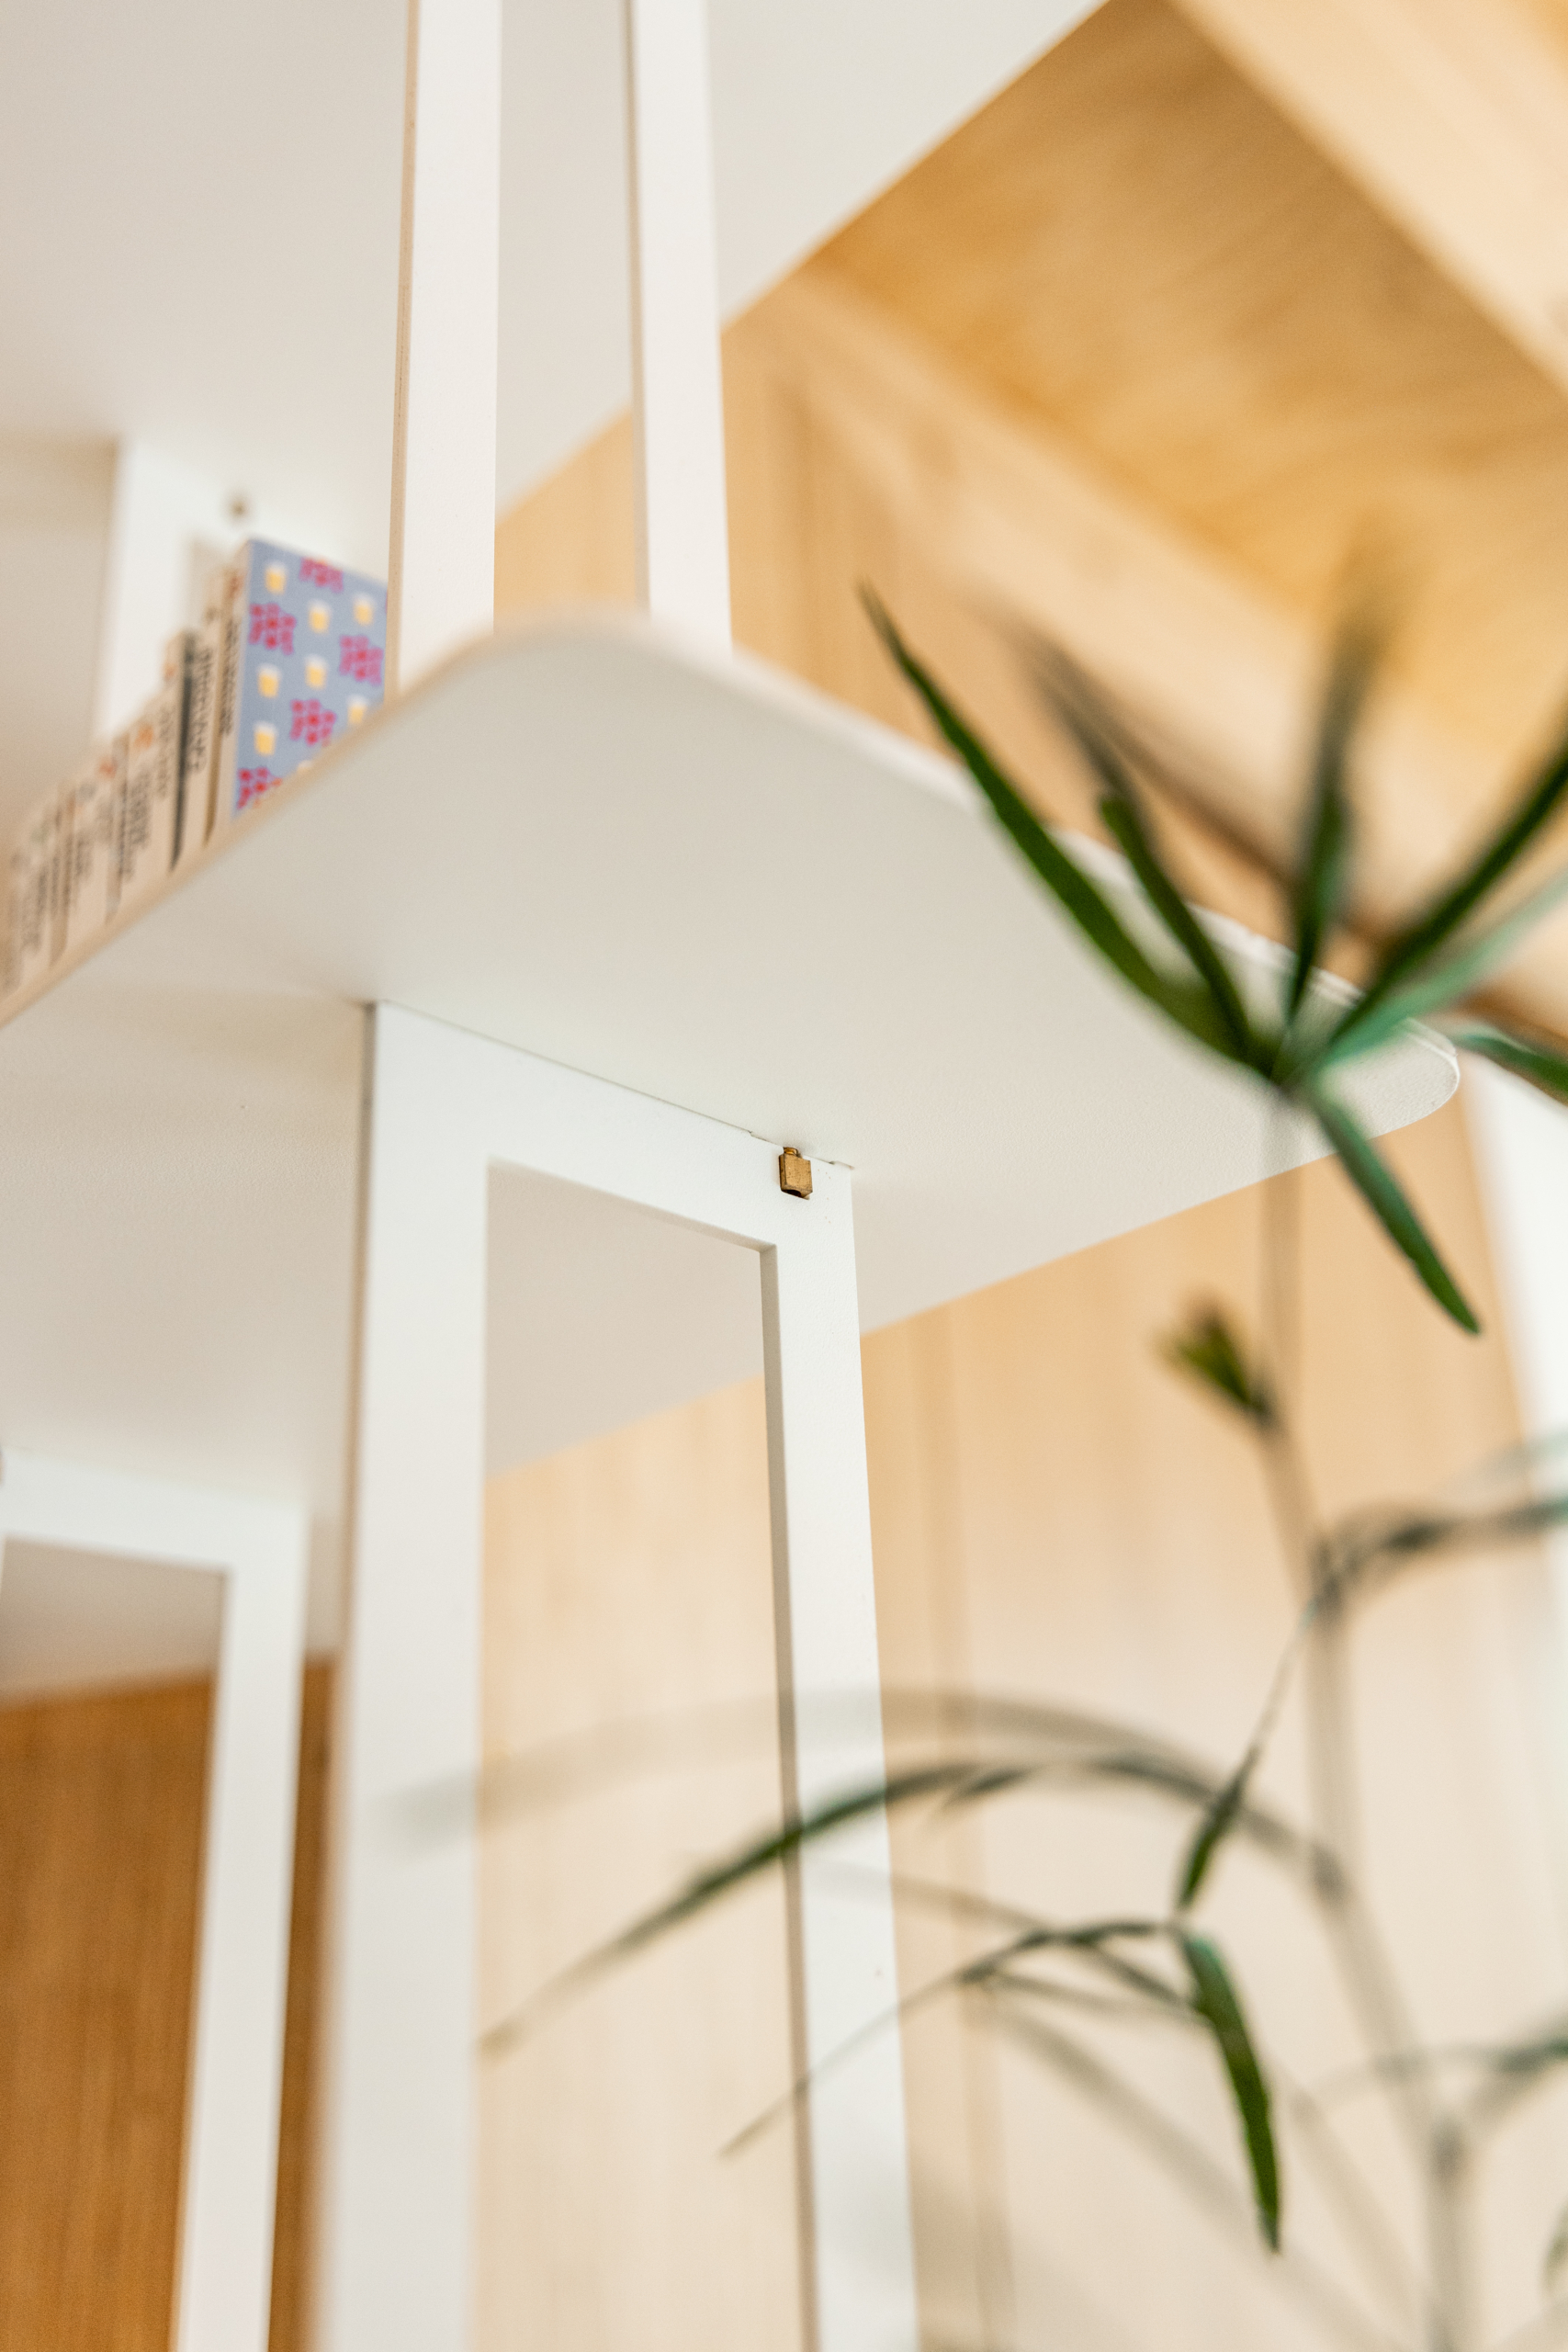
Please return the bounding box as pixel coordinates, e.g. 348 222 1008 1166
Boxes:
0 435 112 839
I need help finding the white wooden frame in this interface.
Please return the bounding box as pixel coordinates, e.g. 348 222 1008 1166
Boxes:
387 0 502 692
0 1448 308 2352
624 0 732 641
314 1002 919 2351
385 0 731 683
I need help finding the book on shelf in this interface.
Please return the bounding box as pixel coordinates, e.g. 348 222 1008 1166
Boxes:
7 785 64 995
209 551 247 840
63 737 125 951
5 535 387 997
177 577 225 868
119 634 189 909
212 540 387 827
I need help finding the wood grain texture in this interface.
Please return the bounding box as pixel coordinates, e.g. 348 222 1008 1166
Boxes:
0 1665 331 2352
478 1381 805 2352
485 26 1568 2334
1172 0 1568 396
819 0 1568 788
477 1099 1568 2347
863 1094 1568 2349
495 0 1568 1035
0 1676 211 2352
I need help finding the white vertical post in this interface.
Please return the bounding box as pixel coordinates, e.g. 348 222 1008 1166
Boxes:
389 0 502 693
1465 1057 1568 1438
1463 1058 1568 1919
623 0 732 643
762 1170 921 2352
317 1009 918 2349
314 1011 488 2352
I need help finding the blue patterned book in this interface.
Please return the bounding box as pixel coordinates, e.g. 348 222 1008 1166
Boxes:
213 540 388 827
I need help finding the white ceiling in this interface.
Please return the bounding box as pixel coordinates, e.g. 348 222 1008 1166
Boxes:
0 0 1095 578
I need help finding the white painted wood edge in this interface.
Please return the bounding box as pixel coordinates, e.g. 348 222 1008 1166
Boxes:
624 0 732 641
317 1003 917 2348
0 1448 308 2352
389 0 502 692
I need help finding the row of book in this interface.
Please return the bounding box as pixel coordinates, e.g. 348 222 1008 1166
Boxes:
6 537 389 996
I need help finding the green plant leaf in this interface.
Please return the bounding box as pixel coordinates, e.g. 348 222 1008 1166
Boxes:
1028 654 1258 1065
1286 622 1376 1023
1175 1755 1257 1912
1332 710 1568 1052
479 1762 966 2058
1544 2199 1568 2301
1322 862 1568 1071
1180 1930 1281 2251
1447 1023 1568 1106
1490 2028 1568 2082
865 594 1247 1066
1162 1305 1275 1427
1306 1085 1481 1334
1096 797 1260 1068
1336 1493 1568 1599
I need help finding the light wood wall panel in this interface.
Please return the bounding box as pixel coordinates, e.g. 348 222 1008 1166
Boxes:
0 1664 332 2352
0 1676 211 2352
495 0 1568 1040
478 1384 803 2352
479 1100 1568 2349
482 11 1568 2337
1168 0 1568 401
866 1095 1568 2351
818 0 1568 790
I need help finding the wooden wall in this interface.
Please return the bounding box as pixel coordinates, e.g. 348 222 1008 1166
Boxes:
0 1664 331 2352
479 1099 1568 2350
478 1385 802 2352
496 0 1568 1041
484 9 1568 2338
863 1097 1568 2350
0 1677 210 2352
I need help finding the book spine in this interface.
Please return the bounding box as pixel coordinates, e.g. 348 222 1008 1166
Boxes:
13 788 59 992
3 835 28 995
106 731 129 921
62 753 113 951
118 700 161 905
144 634 188 885
177 575 225 867
45 781 67 966
210 548 250 836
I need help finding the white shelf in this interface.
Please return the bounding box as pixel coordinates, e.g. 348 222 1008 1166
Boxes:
0 614 1453 1619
